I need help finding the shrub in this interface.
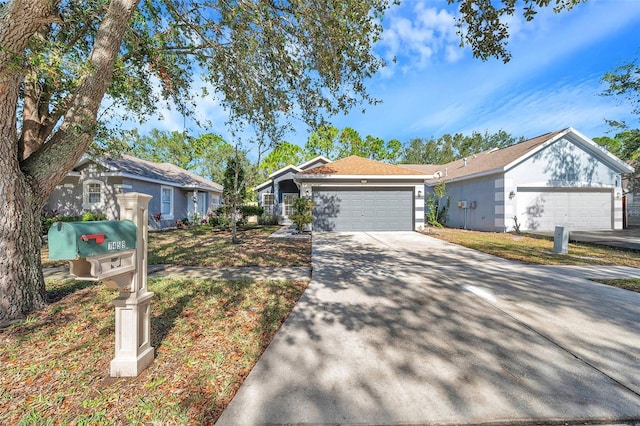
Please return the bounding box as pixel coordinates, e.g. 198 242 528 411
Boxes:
41 214 80 233
258 213 280 226
217 215 230 229
289 198 314 232
425 181 449 227
239 205 264 218
81 211 106 222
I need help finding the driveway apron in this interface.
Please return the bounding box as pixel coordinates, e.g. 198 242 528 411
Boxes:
216 231 640 425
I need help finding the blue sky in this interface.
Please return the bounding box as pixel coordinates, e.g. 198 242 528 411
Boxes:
135 0 640 156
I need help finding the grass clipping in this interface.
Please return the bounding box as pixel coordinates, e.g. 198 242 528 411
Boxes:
0 276 308 425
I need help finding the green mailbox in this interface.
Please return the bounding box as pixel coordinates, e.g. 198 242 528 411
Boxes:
48 220 137 260
48 220 138 290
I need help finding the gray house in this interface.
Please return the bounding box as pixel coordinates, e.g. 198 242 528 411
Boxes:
409 127 634 232
47 155 223 229
255 156 331 222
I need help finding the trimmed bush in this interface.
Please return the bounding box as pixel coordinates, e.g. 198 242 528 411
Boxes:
239 205 264 217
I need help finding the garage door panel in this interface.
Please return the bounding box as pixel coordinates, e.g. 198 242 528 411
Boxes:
313 188 413 231
517 189 612 231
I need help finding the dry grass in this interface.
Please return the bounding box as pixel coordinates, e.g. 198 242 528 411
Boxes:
1 276 308 425
592 278 640 293
424 227 640 268
42 225 311 268
147 226 310 267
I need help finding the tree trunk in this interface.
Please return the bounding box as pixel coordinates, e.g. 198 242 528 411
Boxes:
0 79 47 324
0 175 47 324
0 0 141 323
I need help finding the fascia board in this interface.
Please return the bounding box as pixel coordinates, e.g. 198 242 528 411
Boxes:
502 127 634 174
567 127 635 173
254 180 273 192
298 156 332 169
502 128 570 172
102 171 222 192
268 165 302 179
296 174 430 181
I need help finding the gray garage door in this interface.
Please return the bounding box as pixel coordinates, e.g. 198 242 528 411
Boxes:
516 188 613 231
312 187 413 231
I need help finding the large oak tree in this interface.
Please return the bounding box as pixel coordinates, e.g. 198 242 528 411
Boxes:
0 0 582 323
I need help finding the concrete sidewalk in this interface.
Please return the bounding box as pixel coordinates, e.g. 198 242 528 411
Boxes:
43 265 311 281
217 231 640 425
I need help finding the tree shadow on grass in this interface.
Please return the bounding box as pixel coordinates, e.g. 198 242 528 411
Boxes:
46 279 97 303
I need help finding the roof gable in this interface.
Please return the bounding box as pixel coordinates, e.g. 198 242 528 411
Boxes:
298 155 428 176
298 156 331 171
268 165 302 179
425 128 634 183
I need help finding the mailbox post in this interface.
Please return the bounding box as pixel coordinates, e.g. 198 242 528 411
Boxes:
47 192 154 377
111 193 154 377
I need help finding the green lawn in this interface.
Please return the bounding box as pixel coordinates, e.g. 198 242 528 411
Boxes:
425 227 640 293
592 278 640 293
42 225 311 268
10 224 312 423
0 276 308 424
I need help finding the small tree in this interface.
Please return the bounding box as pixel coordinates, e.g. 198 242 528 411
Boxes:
289 198 315 233
222 149 246 243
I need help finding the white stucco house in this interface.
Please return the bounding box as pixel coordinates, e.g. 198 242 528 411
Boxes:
408 127 634 232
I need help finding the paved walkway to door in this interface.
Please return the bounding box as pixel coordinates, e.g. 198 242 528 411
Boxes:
217 231 640 425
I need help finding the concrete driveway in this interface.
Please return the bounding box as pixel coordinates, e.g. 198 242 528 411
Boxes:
217 232 640 425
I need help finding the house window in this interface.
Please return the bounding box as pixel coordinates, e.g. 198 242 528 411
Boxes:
83 179 103 209
88 183 101 203
283 193 298 217
263 193 275 214
161 186 174 219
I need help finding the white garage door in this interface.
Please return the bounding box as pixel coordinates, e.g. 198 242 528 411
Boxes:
516 188 613 231
312 187 413 231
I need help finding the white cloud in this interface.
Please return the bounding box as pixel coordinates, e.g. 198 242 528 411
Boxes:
378 1 463 75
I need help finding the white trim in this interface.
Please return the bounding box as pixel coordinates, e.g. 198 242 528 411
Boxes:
82 179 104 209
566 127 635 173
254 179 273 191
503 127 634 175
298 156 332 170
262 193 275 214
268 165 302 179
296 174 430 180
160 185 174 220
99 171 222 193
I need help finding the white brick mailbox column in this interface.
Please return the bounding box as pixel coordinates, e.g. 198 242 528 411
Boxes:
111 193 155 377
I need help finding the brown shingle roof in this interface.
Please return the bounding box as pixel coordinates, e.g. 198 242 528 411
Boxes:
298 155 426 176
426 129 566 183
401 164 441 174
